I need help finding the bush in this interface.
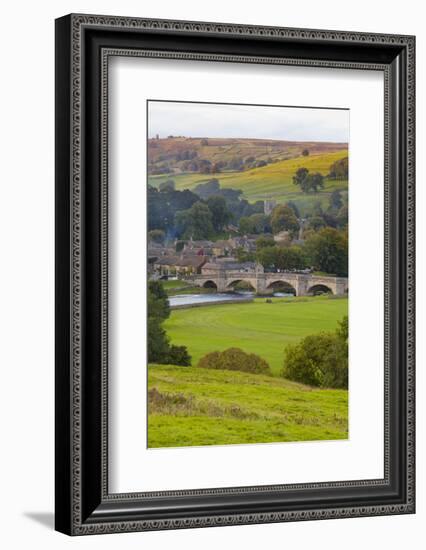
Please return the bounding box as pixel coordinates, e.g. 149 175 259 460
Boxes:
165 345 192 366
282 318 348 388
198 347 271 375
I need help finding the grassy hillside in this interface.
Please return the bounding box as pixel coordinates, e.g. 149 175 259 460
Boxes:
165 296 348 376
149 149 348 212
148 365 348 447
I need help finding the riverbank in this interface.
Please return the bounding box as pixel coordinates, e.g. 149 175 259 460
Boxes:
170 296 254 309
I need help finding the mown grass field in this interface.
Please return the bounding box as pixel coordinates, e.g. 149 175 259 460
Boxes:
149 150 348 212
164 296 348 375
148 365 348 447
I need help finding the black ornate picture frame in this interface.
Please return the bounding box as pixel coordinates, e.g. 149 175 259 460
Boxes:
55 14 415 535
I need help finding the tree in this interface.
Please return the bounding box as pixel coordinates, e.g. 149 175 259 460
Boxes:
312 201 324 217
322 211 338 229
256 235 276 249
293 168 325 193
147 317 170 363
282 316 348 388
239 213 271 235
286 200 300 218
147 282 170 363
336 205 348 228
308 216 326 231
270 204 299 235
305 227 348 276
255 245 278 270
329 190 343 211
174 201 214 239
238 216 251 235
193 178 220 199
148 281 170 320
328 156 348 179
256 244 308 271
235 247 255 263
282 332 348 388
148 229 165 244
275 246 308 271
336 315 349 342
147 281 191 366
228 156 244 171
197 159 212 172
293 167 309 188
307 173 325 193
206 195 232 232
147 185 199 234
159 179 175 192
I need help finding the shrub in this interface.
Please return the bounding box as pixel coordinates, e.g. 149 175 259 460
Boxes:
165 345 192 366
198 347 271 375
282 318 348 388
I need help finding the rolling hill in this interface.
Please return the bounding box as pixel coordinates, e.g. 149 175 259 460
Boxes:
148 364 348 448
148 148 348 213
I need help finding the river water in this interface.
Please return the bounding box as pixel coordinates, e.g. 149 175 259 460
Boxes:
169 291 294 308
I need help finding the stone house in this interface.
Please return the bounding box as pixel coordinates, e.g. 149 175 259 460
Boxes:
153 255 207 277
201 258 257 276
211 239 233 257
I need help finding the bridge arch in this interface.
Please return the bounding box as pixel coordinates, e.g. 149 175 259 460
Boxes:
266 280 297 295
226 279 256 291
307 283 333 296
202 280 218 290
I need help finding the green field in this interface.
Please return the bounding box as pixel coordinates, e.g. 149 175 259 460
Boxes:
164 296 348 375
148 365 348 447
148 295 348 448
149 150 348 212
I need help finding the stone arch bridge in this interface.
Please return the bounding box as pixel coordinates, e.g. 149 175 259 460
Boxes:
192 271 348 296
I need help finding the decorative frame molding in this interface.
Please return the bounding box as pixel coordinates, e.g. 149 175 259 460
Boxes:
55 14 415 536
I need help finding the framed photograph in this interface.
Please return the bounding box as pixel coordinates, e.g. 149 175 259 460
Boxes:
55 14 415 535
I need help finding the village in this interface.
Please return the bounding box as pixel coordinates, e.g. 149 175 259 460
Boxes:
148 199 313 283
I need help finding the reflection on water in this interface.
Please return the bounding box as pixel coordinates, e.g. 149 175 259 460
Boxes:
169 291 294 307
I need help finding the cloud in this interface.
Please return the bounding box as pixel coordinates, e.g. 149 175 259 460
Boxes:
148 101 349 143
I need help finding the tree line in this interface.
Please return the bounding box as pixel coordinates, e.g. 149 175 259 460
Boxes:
148 281 191 366
148 179 265 241
236 226 348 277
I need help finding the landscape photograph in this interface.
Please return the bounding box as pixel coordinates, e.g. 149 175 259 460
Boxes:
146 100 349 448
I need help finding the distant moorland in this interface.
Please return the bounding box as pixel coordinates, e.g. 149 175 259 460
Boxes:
148 137 348 211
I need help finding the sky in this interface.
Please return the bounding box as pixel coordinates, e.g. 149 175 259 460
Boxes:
148 101 349 143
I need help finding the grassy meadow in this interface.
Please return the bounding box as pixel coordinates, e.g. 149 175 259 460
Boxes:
149 150 348 213
148 365 348 448
148 296 348 447
164 295 348 375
